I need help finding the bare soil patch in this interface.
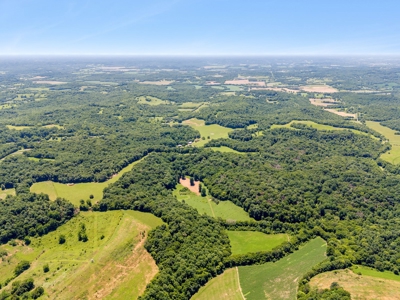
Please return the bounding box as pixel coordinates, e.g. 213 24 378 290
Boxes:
310 269 400 300
33 81 67 85
300 85 338 93
179 178 200 195
139 80 174 86
309 98 339 107
324 108 357 118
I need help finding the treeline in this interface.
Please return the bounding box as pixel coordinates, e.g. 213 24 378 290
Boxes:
0 193 74 244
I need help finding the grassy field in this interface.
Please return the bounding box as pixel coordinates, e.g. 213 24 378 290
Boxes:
173 184 252 222
227 231 288 255
0 188 16 199
239 237 327 300
191 268 244 300
366 120 400 164
209 146 245 154
30 158 144 206
351 265 400 282
310 269 400 300
6 125 33 130
180 102 204 108
182 118 233 147
0 210 163 299
137 96 172 105
271 120 375 137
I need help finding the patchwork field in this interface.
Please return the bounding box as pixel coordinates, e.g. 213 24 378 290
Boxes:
310 269 400 300
366 121 400 164
191 268 244 300
173 183 252 222
0 210 163 300
228 231 288 255
182 118 233 147
30 158 144 206
239 237 326 300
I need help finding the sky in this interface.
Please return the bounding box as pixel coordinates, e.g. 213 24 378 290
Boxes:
1 0 400 55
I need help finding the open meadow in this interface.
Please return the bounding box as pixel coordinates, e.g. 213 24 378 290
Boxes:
366 121 400 164
310 269 400 300
0 188 16 199
182 118 233 147
30 158 144 205
173 183 252 221
227 231 288 255
0 210 163 299
239 237 326 300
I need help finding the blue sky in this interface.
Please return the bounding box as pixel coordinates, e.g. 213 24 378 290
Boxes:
1 0 400 55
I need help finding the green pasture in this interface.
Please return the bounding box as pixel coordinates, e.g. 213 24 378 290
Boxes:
6 125 33 130
173 184 252 222
366 121 400 164
182 118 233 147
191 268 243 300
224 85 243 92
209 146 244 154
227 231 288 255
247 124 258 129
239 237 327 300
0 211 163 299
30 158 144 206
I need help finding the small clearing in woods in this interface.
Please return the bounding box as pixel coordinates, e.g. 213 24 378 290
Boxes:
310 269 400 300
32 81 67 85
179 178 200 195
139 80 174 85
309 98 339 107
324 108 357 119
224 79 265 87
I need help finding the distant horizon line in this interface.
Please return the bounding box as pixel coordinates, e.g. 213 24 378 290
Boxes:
1 53 400 57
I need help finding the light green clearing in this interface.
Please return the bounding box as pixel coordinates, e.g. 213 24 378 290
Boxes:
166 86 175 90
0 188 16 199
352 265 400 282
6 125 33 130
0 149 31 162
247 124 258 129
182 118 233 147
43 124 64 129
14 94 34 100
194 85 203 89
0 211 163 300
191 268 243 300
366 121 400 164
209 146 244 154
271 120 374 137
84 81 119 85
227 231 288 255
137 96 172 106
179 108 194 112
211 86 225 90
30 158 144 206
173 184 252 222
180 102 203 108
239 237 327 300
27 157 54 162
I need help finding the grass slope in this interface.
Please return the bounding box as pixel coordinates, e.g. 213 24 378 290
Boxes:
173 184 252 222
0 210 163 299
351 265 400 282
366 120 400 164
310 269 400 300
182 118 233 147
239 237 327 300
30 158 144 206
271 121 374 137
191 268 243 300
227 231 288 255
137 96 171 106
